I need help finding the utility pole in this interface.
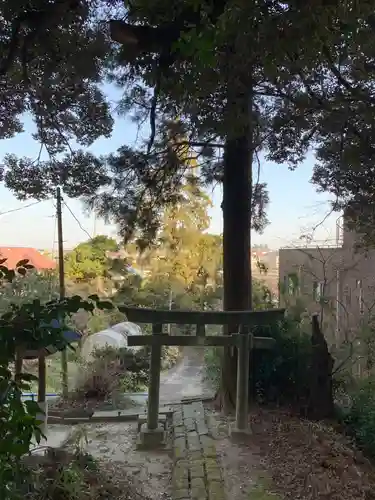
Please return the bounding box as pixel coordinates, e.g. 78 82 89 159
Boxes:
93 212 97 238
56 186 68 398
167 288 173 335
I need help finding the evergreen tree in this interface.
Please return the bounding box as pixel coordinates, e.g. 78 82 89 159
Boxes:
65 235 119 282
2 1 375 403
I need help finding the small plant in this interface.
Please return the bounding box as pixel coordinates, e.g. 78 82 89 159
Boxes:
26 447 104 499
161 346 180 370
204 347 221 389
74 346 150 400
344 376 375 458
0 262 120 498
121 371 148 392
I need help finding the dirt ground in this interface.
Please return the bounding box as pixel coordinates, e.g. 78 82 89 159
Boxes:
75 421 172 500
206 404 375 500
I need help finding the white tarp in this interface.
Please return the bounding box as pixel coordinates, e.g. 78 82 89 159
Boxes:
80 321 143 361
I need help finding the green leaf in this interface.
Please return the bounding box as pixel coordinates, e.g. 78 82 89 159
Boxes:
19 373 38 382
34 426 44 444
97 300 114 310
0 310 12 320
24 400 43 415
0 366 11 378
88 294 100 302
16 259 30 267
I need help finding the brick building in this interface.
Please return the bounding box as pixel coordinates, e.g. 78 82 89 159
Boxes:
279 216 375 347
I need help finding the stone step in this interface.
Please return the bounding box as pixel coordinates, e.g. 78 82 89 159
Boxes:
90 410 139 422
137 406 174 417
137 413 168 432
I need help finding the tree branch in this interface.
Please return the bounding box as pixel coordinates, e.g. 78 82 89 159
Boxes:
0 0 82 79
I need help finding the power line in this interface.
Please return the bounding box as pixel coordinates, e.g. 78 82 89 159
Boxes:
0 200 41 216
62 200 93 241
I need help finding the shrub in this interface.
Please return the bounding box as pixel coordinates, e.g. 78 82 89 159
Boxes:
252 318 313 407
161 346 180 370
204 316 314 409
75 355 123 400
74 346 150 400
344 376 375 458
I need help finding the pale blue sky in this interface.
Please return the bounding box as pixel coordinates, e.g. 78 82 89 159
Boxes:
0 86 339 250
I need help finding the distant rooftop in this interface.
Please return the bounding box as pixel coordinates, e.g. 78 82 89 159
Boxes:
0 247 56 270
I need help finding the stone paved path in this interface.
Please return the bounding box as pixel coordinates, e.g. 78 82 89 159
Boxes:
172 401 225 500
160 348 214 404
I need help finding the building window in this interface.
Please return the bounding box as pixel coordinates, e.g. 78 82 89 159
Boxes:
313 281 324 302
285 273 298 295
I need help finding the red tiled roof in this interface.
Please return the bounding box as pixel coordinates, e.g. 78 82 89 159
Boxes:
0 247 56 270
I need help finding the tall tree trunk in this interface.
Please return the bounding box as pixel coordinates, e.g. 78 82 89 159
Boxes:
220 129 253 410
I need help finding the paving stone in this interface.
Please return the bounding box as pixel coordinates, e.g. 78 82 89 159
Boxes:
191 401 205 417
173 488 190 499
190 457 205 468
175 459 189 469
187 431 201 451
190 464 205 479
174 425 186 438
203 446 217 458
173 476 189 490
182 404 196 419
206 467 222 482
191 478 205 490
173 437 187 459
172 402 224 500
197 423 209 435
208 481 225 500
205 462 220 473
205 457 218 469
187 430 199 438
173 411 183 426
191 487 207 500
200 435 215 447
184 417 195 431
188 450 203 461
173 463 189 482
191 478 206 500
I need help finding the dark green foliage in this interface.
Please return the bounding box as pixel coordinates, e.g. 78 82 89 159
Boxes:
0 0 113 147
343 377 375 458
252 318 313 407
204 312 314 409
0 370 42 496
0 259 124 498
4 152 111 201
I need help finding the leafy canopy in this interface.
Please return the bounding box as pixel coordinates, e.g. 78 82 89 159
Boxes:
1 2 375 243
64 235 119 281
